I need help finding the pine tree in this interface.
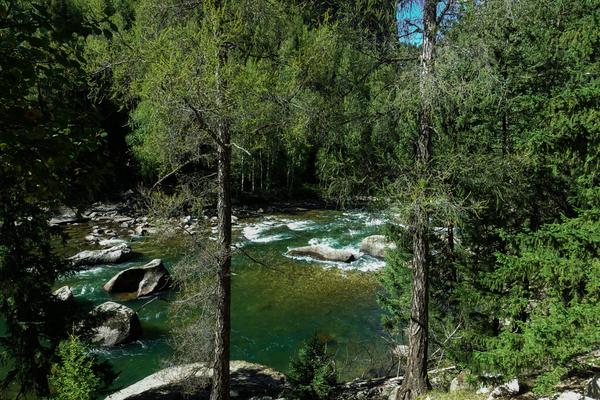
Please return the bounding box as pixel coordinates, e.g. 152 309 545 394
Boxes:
49 334 101 400
0 0 108 396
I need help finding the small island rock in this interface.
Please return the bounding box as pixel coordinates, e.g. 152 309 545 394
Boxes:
288 245 357 263
104 259 171 298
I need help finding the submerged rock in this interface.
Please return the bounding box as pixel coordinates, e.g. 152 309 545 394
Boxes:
53 286 73 302
359 235 396 259
104 259 171 298
105 360 286 400
69 243 132 267
288 245 357 263
91 301 141 347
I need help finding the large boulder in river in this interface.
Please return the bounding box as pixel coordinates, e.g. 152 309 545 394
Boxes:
288 245 357 263
91 301 141 346
360 235 396 259
104 259 171 298
105 360 286 400
69 243 132 267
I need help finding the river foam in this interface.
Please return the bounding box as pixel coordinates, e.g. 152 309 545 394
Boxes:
285 220 315 231
241 217 316 243
242 221 291 243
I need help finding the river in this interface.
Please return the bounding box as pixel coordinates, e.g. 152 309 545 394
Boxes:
55 209 394 393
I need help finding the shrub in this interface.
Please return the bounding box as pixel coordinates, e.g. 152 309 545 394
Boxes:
48 334 101 400
289 334 337 400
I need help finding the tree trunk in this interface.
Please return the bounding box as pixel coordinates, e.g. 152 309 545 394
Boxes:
211 120 232 400
211 58 232 400
252 159 255 193
260 151 263 192
241 154 245 193
397 1 437 399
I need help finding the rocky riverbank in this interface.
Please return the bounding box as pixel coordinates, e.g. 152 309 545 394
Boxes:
101 362 599 400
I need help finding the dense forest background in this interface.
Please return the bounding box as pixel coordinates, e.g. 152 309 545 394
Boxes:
0 0 598 399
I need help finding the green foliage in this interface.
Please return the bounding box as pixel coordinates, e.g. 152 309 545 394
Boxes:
474 211 600 393
83 0 409 201
533 367 569 396
49 334 101 400
0 0 110 396
0 202 69 396
85 0 305 194
378 227 412 336
0 0 108 206
430 0 600 390
289 334 338 400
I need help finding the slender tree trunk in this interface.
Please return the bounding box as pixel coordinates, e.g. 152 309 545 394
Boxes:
260 151 263 191
211 59 231 400
241 154 245 193
397 1 437 399
266 153 271 191
252 159 255 193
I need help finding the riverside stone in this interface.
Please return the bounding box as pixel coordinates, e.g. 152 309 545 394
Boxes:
105 360 286 400
487 379 519 400
555 391 595 400
104 259 171 298
91 301 141 347
53 286 73 302
70 243 132 267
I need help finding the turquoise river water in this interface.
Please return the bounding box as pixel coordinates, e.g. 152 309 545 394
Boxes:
16 209 397 396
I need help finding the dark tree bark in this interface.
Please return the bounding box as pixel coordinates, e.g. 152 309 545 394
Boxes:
210 60 232 400
396 1 438 399
211 121 232 400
